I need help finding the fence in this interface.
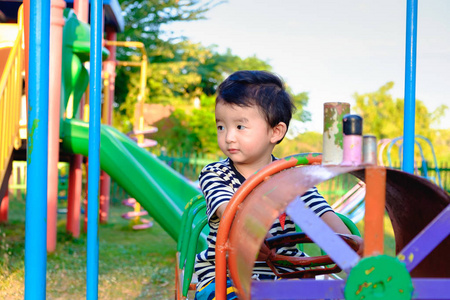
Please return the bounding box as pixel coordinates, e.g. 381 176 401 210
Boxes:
389 161 450 194
156 150 223 182
156 153 450 202
8 157 449 205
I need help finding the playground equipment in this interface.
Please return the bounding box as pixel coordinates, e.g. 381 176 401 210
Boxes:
174 154 364 300
1 0 447 299
175 195 207 300
121 197 153 230
332 180 366 224
0 1 208 298
0 5 24 200
385 135 443 189
213 157 450 299
104 40 158 229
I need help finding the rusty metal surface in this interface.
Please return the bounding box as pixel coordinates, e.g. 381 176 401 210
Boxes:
228 165 360 299
228 165 450 299
352 168 450 278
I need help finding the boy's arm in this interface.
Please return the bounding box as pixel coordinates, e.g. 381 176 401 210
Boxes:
215 203 228 220
199 166 235 221
320 211 351 234
302 188 364 255
321 211 364 255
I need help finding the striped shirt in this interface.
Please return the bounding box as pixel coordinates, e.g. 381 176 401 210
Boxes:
194 158 333 290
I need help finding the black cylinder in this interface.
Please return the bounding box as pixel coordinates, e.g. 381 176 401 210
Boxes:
343 114 363 135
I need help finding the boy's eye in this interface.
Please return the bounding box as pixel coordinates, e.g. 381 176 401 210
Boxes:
217 125 224 131
237 125 245 130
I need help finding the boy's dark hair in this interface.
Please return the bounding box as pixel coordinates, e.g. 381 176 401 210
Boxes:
216 70 296 143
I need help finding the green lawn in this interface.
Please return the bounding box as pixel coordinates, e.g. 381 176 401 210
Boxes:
0 191 397 299
0 194 177 299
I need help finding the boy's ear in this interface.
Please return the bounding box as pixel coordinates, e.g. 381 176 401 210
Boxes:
271 122 287 143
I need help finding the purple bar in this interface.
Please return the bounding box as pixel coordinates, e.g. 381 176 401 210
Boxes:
250 278 450 299
398 205 450 272
286 196 360 273
251 279 345 299
412 278 450 299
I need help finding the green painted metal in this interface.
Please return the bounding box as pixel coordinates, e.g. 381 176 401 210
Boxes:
183 216 208 297
60 118 207 248
179 202 206 267
345 255 413 300
336 212 361 237
177 195 204 253
61 9 110 120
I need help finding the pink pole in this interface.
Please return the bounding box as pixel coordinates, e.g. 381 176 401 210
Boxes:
73 0 89 23
100 27 117 223
98 28 117 224
105 28 116 125
66 0 89 235
99 172 110 223
1 188 9 223
83 158 88 233
47 0 66 252
66 154 82 237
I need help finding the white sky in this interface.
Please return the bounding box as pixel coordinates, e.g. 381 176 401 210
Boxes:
163 0 450 132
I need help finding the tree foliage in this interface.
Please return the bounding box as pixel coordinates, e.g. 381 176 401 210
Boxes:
112 0 313 156
273 131 322 158
353 81 448 163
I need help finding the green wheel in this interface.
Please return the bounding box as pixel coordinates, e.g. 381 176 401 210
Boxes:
344 255 413 300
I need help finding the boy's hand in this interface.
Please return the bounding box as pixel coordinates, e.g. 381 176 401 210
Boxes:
341 234 364 256
352 234 364 256
256 233 275 261
256 241 273 261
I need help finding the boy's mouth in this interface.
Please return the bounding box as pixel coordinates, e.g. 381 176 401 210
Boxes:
228 148 239 154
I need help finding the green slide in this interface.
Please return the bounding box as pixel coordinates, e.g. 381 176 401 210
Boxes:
60 118 207 249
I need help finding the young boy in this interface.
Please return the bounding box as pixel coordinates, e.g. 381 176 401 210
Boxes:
194 70 359 300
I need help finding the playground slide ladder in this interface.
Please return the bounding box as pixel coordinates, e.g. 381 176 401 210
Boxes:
0 5 24 189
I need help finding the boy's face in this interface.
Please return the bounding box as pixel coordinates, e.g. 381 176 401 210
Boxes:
215 101 278 171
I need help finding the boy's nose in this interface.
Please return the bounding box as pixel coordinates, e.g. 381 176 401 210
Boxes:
225 130 235 143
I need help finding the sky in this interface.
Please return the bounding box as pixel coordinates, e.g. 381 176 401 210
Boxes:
162 0 450 133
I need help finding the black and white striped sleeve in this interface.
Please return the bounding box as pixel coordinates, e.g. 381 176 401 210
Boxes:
300 187 333 217
199 165 235 222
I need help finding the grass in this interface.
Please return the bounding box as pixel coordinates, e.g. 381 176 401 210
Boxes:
0 194 177 299
0 191 397 299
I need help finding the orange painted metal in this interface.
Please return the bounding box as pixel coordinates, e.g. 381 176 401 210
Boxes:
227 165 450 299
227 164 360 299
214 154 322 300
363 166 386 256
348 168 450 278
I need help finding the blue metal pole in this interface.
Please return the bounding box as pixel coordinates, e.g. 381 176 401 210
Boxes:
87 0 103 298
24 0 51 299
402 0 418 173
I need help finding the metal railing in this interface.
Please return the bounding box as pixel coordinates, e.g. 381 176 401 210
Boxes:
0 5 24 187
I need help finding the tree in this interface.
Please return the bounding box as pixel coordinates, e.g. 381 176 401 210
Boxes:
112 1 314 156
273 131 322 158
117 0 217 56
114 0 220 129
353 82 448 163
